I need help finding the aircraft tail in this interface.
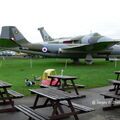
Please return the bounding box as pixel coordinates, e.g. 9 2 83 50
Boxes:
38 27 53 41
1 26 30 46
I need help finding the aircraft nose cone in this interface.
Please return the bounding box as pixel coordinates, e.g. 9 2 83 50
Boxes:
98 36 113 43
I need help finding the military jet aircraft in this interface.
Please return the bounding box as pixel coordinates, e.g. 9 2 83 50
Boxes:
0 26 120 64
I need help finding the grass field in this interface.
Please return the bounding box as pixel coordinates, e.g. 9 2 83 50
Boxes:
0 57 120 96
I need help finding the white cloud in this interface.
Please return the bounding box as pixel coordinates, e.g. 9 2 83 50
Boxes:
0 0 120 43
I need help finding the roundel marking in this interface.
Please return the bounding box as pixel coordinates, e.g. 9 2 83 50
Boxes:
42 47 48 53
88 39 94 44
11 37 16 41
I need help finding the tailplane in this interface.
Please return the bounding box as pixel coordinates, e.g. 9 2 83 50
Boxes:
38 27 53 42
1 26 30 46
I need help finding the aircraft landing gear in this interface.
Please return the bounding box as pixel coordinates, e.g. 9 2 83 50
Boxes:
105 55 109 61
85 59 93 64
85 54 93 64
72 58 79 64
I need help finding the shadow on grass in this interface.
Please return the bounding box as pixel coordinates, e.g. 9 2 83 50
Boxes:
59 60 112 67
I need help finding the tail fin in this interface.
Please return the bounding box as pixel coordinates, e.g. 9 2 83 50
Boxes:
38 27 53 41
1 26 30 46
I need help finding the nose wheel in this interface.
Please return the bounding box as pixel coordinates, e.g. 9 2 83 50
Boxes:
85 54 93 64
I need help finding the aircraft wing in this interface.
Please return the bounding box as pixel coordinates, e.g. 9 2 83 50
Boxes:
62 41 119 53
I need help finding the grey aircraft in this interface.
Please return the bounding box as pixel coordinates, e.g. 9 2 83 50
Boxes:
0 26 120 64
38 27 75 44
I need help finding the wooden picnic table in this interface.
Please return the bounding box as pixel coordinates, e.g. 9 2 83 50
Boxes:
29 88 85 120
15 87 94 120
0 81 24 113
109 71 120 91
101 79 120 110
48 75 85 96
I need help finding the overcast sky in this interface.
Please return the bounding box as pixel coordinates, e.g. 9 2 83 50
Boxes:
0 0 120 43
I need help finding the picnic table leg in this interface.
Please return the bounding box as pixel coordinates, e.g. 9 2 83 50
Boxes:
4 88 14 108
33 94 40 109
67 100 79 120
111 98 115 107
43 98 50 106
0 88 16 112
55 78 61 87
0 90 6 104
70 80 79 95
53 100 64 114
49 78 61 87
57 104 64 114
115 84 120 95
114 74 119 91
50 100 70 120
51 100 60 117
61 80 69 91
50 78 54 86
103 98 117 110
116 74 120 80
50 100 64 115
28 117 32 120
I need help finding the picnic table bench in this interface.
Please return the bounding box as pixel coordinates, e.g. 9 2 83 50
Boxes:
15 105 48 120
0 81 24 112
60 101 94 112
7 90 24 98
101 92 120 110
16 88 94 120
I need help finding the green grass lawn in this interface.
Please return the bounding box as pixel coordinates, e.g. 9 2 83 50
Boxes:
0 57 119 96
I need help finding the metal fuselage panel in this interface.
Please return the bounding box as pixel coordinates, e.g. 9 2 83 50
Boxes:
19 43 111 58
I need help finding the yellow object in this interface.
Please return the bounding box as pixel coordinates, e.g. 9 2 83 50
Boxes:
42 69 57 80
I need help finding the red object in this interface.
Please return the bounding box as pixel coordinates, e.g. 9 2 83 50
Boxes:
63 41 72 44
42 47 48 53
41 78 60 86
